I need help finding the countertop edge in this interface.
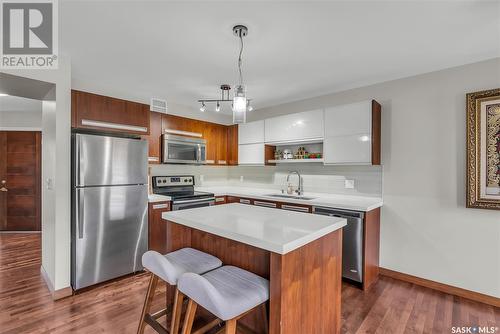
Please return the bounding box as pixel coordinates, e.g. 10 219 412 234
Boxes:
162 210 347 255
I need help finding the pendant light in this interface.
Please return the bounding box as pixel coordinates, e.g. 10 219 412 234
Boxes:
232 25 248 124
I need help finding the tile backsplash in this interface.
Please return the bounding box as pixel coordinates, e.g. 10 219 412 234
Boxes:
150 164 383 197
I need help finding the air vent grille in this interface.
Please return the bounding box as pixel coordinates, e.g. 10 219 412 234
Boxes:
150 98 167 113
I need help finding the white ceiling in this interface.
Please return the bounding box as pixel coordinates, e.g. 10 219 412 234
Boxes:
61 1 500 115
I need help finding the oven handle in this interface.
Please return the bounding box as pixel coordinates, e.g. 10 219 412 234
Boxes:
173 197 216 205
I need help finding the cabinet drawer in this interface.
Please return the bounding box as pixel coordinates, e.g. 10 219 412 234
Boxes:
253 200 277 208
280 203 311 213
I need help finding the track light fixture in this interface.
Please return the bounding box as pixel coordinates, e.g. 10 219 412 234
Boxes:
197 25 253 123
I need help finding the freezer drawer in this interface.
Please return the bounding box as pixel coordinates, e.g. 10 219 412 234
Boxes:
72 184 148 290
74 133 148 187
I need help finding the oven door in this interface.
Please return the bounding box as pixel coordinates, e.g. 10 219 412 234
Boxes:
172 198 215 211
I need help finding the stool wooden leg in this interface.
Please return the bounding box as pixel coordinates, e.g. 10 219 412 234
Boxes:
170 288 185 334
137 273 159 334
181 299 198 334
224 319 237 334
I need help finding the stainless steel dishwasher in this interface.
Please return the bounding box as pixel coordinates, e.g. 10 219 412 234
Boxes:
312 206 364 283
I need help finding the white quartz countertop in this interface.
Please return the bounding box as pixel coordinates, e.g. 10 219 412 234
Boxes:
148 194 172 203
162 203 346 254
195 186 382 212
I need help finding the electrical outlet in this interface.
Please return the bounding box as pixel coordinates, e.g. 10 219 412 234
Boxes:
240 176 244 182
345 179 355 189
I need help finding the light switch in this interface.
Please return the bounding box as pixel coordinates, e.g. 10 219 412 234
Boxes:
46 178 54 190
345 179 355 189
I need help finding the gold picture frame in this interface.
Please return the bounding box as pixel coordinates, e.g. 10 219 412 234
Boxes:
466 88 500 210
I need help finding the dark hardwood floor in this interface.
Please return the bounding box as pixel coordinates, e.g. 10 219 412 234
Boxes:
0 233 498 334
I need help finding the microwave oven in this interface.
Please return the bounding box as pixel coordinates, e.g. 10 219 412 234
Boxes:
162 134 206 164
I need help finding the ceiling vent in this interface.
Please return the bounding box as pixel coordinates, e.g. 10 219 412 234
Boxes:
150 98 167 113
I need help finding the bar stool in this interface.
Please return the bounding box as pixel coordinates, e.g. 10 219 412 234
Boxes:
137 249 223 334
178 265 270 334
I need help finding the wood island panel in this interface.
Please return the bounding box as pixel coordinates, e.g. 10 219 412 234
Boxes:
363 207 380 290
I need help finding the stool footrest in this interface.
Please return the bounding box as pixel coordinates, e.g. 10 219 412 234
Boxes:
151 308 168 319
145 314 168 334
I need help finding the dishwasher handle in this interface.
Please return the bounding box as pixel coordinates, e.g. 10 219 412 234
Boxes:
312 206 364 219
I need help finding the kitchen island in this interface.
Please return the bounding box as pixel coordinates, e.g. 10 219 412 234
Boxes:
162 203 346 334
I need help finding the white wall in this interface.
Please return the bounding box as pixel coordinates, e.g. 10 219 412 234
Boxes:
0 110 42 129
252 58 500 298
1 56 72 292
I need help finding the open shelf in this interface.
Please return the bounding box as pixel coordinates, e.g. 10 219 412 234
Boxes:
267 158 324 164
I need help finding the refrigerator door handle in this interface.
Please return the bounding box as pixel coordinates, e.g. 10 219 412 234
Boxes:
75 135 82 186
76 189 84 239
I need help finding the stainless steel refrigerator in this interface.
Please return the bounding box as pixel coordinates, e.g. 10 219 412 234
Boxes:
71 133 148 290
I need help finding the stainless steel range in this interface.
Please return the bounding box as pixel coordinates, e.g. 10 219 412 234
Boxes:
152 176 215 210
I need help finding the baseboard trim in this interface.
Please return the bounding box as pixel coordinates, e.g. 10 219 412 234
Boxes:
379 267 500 307
53 287 73 300
40 266 73 301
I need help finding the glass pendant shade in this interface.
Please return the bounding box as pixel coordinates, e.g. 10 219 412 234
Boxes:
232 85 247 124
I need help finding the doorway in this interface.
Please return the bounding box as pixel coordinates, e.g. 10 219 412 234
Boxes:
0 131 41 231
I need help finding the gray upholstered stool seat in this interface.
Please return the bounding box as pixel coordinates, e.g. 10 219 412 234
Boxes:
138 248 222 334
142 248 223 285
178 265 270 321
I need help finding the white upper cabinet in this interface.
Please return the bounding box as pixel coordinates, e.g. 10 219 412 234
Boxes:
324 101 372 137
238 143 265 165
264 109 324 144
238 120 265 144
323 100 380 165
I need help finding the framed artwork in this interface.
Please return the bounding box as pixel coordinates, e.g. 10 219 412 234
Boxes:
466 88 500 210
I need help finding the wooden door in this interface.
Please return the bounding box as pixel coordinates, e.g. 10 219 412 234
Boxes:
0 131 41 231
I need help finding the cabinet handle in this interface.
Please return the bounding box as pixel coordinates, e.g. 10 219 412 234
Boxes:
215 197 225 202
81 119 148 133
281 204 309 213
206 160 215 164
148 157 159 162
152 203 170 210
217 160 227 165
239 199 251 204
254 201 277 208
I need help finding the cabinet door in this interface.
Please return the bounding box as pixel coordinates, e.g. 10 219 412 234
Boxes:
238 143 264 165
72 90 150 135
324 101 371 137
265 109 324 143
226 125 238 166
238 120 265 144
142 111 162 163
148 201 170 254
216 125 228 165
324 135 371 164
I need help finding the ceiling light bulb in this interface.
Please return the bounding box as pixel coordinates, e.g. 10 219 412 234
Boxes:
247 101 253 112
215 102 221 112
200 102 206 112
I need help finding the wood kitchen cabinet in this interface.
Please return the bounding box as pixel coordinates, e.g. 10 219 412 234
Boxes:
141 111 162 163
161 114 229 166
226 125 238 166
148 201 171 254
71 90 150 135
214 196 227 205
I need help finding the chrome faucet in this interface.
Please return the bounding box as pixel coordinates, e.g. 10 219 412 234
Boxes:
286 171 303 196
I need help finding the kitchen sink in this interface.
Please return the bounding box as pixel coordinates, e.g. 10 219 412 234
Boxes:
266 194 316 200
